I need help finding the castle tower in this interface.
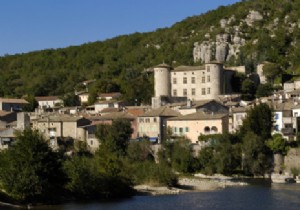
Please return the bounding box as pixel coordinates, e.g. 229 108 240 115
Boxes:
205 62 223 99
154 63 171 97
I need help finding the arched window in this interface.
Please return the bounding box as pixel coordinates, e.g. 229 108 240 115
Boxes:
204 126 210 134
211 126 218 134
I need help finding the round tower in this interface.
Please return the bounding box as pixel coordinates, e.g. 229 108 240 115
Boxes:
205 62 223 99
154 63 171 97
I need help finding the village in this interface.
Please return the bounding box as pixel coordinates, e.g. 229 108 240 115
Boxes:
0 61 300 183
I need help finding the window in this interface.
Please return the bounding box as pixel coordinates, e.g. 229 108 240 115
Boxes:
211 126 218 133
207 75 210 82
183 77 187 84
173 89 177 96
204 126 210 133
145 118 150 123
192 88 196 96
275 114 279 120
207 66 210 72
139 118 144 123
179 127 183 133
295 113 298 117
183 89 187 96
185 127 189 132
191 77 195 84
207 88 210 94
173 78 177 84
153 117 157 123
90 140 93 145
202 88 206 95
202 76 205 83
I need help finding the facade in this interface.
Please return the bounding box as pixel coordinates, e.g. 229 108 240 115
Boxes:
32 115 91 144
35 96 63 108
137 106 181 143
0 98 29 112
167 112 229 144
152 62 238 108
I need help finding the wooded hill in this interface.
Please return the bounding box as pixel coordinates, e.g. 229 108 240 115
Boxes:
1 0 300 104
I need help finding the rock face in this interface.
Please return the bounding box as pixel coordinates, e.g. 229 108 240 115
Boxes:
193 33 245 63
193 11 264 63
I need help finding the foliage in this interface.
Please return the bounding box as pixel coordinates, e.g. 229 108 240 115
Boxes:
62 92 80 107
241 78 256 101
127 140 154 163
255 83 274 98
0 0 300 102
266 133 289 155
0 129 65 202
159 138 196 173
22 94 38 112
96 119 133 156
240 103 273 140
197 133 241 175
241 131 272 175
263 63 282 84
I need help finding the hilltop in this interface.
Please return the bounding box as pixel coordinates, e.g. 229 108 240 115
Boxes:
0 0 300 103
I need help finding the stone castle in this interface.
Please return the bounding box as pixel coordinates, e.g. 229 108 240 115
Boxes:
152 62 244 108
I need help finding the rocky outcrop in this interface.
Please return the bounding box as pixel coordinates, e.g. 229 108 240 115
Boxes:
245 10 263 26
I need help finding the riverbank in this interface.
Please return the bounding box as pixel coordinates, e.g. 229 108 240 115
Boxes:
134 175 248 195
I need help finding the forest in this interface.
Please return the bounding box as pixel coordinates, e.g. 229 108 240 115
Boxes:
1 0 300 104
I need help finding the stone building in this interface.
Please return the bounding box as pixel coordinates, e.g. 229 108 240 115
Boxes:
152 62 237 108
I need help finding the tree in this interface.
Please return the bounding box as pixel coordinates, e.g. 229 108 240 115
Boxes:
256 83 274 98
242 131 272 175
262 63 282 84
96 119 133 156
266 133 289 155
22 94 38 112
241 78 256 101
240 103 273 140
62 92 80 107
0 129 65 202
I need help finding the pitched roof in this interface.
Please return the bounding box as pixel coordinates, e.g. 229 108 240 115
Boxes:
36 115 87 122
89 112 135 121
172 65 205 72
0 98 28 104
35 96 61 101
140 106 181 117
168 111 227 121
98 92 121 98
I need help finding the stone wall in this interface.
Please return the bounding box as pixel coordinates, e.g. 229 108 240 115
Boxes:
284 148 300 174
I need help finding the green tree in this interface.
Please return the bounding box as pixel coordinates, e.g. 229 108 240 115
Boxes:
256 83 274 98
22 94 38 112
240 103 273 140
241 78 256 101
262 63 282 84
96 119 133 156
0 129 65 202
242 131 272 175
266 133 289 155
62 92 80 107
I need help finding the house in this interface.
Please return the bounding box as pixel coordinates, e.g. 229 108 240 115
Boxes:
272 101 295 140
98 92 122 101
167 111 229 144
35 96 63 109
0 112 31 150
231 107 249 133
0 98 29 112
77 92 89 105
0 111 17 128
137 106 181 143
94 101 124 113
178 99 229 115
87 112 138 139
32 114 91 148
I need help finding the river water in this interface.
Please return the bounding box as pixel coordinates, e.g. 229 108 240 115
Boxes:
4 180 300 210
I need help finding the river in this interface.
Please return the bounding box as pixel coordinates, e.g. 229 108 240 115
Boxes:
3 180 300 210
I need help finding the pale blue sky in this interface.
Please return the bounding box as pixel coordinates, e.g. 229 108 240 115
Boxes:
0 0 240 56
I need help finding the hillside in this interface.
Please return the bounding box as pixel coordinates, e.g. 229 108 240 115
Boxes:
0 0 300 104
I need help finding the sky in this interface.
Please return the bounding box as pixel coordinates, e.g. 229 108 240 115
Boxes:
0 0 241 56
